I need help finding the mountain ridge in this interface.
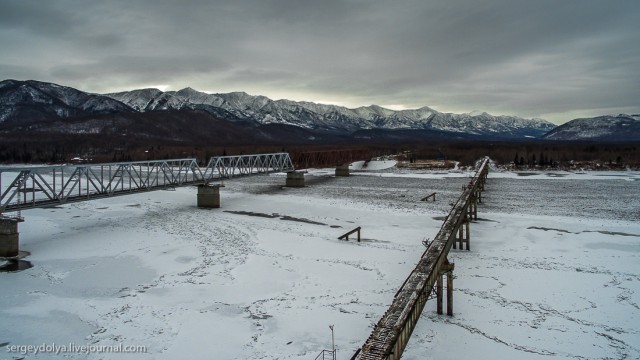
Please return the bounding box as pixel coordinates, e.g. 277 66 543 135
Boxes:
23 79 640 142
0 79 131 125
6 79 638 142
543 114 640 141
105 85 555 138
0 79 556 138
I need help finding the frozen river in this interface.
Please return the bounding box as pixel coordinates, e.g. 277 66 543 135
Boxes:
1 166 639 359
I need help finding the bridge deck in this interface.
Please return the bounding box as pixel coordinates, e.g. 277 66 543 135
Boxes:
358 157 490 359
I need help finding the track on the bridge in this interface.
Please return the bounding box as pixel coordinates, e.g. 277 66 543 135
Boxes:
355 157 490 360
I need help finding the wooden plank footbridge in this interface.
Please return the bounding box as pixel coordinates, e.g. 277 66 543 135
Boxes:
353 157 490 360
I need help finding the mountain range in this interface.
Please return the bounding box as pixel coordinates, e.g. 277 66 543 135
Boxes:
105 87 556 138
1 79 638 142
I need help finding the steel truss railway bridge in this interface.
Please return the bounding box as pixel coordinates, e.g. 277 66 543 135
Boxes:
0 153 294 214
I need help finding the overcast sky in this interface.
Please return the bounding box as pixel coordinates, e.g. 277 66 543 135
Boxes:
1 0 638 124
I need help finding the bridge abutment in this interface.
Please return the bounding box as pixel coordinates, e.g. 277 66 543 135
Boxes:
0 218 19 258
285 171 305 187
335 165 350 177
197 184 222 208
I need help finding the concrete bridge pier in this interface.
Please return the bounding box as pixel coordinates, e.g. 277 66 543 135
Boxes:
197 184 222 208
0 218 19 258
285 171 305 187
335 165 350 177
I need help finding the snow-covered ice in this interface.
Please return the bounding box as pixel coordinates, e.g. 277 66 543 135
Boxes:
1 166 639 359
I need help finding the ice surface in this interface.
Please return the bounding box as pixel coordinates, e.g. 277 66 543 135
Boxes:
1 168 639 359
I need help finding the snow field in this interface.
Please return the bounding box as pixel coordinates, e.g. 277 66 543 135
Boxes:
1 167 639 359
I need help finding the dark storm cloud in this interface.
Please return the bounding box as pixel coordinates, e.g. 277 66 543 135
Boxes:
0 0 638 123
0 1 77 36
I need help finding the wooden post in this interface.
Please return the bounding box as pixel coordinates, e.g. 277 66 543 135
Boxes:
446 270 453 316
338 227 361 242
441 261 455 316
452 228 457 249
473 200 478 220
465 219 471 250
436 273 443 315
420 192 437 202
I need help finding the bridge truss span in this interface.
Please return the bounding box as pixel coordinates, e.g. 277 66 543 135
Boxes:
0 158 203 213
204 152 294 180
0 152 294 214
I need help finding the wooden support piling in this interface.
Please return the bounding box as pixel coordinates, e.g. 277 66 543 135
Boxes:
338 226 361 242
420 192 437 202
441 261 455 316
465 219 471 250
446 271 454 316
473 200 478 220
436 273 443 315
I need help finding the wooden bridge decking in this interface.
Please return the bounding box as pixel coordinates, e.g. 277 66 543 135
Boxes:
356 157 490 360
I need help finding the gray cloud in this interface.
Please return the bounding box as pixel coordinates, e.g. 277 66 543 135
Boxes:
1 0 638 123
